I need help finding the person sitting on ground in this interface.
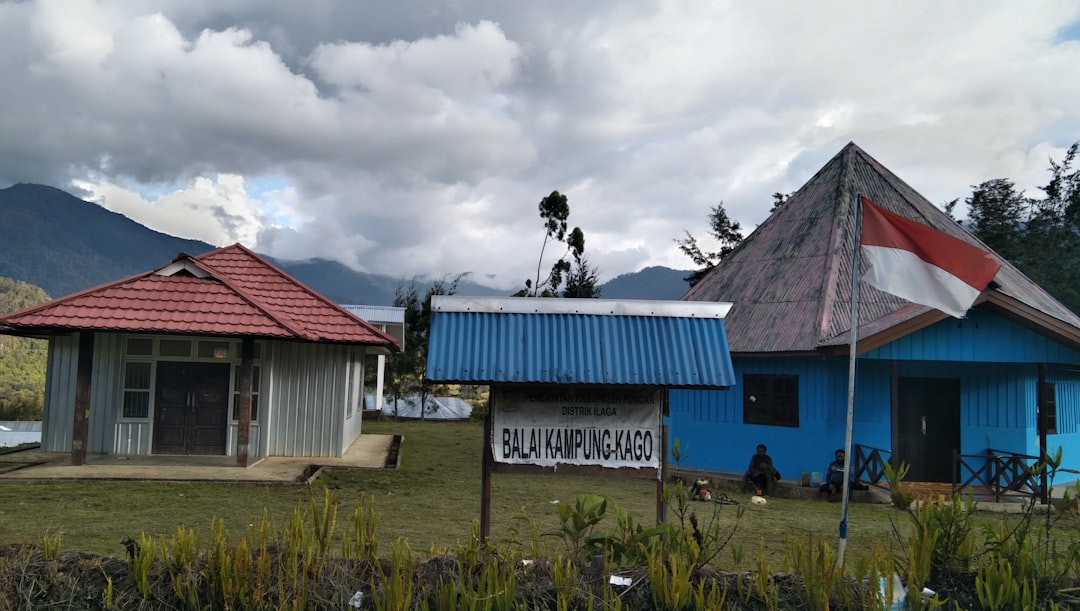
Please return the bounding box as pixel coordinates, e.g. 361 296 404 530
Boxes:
743 443 780 495
820 448 854 499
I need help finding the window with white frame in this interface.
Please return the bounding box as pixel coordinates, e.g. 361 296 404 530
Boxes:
122 361 152 418
119 336 262 421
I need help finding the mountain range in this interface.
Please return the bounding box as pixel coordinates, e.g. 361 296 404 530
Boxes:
0 183 692 305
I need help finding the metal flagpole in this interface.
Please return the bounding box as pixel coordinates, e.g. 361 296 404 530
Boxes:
837 193 863 567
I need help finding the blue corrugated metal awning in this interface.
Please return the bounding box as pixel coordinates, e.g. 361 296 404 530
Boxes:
426 296 735 388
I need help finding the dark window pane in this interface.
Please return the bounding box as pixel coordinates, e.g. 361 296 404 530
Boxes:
743 373 799 427
124 362 151 389
125 338 153 356
232 365 260 392
231 394 259 421
123 392 149 418
159 339 191 357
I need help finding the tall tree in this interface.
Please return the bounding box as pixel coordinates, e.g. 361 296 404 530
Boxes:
385 274 464 419
965 178 1026 263
676 201 744 287
515 191 600 297
963 141 1080 313
562 252 602 298
1024 142 1080 311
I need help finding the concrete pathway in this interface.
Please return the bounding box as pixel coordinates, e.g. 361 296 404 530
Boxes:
0 434 394 483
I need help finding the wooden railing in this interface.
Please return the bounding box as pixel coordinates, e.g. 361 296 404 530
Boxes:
954 448 1044 503
852 444 890 485
852 444 1045 504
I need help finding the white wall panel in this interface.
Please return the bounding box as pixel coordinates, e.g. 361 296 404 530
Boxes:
113 422 151 455
227 424 262 459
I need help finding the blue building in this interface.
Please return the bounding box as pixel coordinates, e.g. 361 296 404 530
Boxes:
672 143 1080 494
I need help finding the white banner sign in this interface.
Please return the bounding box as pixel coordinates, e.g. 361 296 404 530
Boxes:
492 388 661 469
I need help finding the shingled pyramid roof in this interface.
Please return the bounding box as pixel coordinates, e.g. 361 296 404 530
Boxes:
0 243 400 350
684 142 1080 354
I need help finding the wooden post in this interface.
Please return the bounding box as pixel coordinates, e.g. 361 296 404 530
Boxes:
480 400 493 543
657 423 667 525
889 360 899 469
1038 363 1048 505
71 331 94 466
236 337 255 467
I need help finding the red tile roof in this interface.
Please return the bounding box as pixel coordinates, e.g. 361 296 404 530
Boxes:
0 244 400 349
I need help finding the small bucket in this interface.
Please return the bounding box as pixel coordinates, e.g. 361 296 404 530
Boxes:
810 471 822 488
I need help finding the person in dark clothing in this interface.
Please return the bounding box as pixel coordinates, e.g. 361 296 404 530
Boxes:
743 443 780 495
820 448 854 499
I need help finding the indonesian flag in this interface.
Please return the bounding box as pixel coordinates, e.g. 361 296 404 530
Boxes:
860 195 1001 319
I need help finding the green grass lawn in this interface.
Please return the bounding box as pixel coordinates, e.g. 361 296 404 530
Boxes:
0 418 1074 572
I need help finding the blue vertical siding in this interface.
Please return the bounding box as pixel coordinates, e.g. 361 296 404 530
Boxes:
864 309 1080 363
669 307 1080 477
1046 366 1080 436
670 356 875 478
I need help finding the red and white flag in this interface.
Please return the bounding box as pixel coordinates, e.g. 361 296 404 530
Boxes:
860 195 1001 318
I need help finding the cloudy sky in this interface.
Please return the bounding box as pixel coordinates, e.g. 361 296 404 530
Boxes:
2 1 1079 290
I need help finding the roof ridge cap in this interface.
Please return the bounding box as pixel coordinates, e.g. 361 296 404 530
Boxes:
197 244 398 347
191 249 312 339
813 146 860 343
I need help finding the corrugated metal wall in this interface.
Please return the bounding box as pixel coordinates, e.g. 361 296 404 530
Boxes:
265 341 348 457
41 335 75 451
43 334 348 458
42 333 122 453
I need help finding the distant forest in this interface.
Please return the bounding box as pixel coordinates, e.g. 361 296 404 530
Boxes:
0 277 48 420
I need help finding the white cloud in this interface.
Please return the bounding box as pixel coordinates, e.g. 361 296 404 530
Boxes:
1 1 1079 291
74 175 269 247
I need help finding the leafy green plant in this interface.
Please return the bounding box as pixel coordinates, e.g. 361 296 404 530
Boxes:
844 541 897 610
41 532 61 561
374 538 414 611
692 577 727 610
342 492 380 563
785 533 837 610
552 555 577 611
646 546 694 610
753 553 779 609
452 551 517 611
548 494 608 559
502 508 542 559
590 503 672 567
884 460 914 509
128 532 155 599
977 554 1037 611
908 493 976 581
163 525 202 609
309 486 339 565
664 442 744 570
